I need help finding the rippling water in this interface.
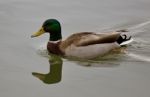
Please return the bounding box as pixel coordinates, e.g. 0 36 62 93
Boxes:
1 0 150 97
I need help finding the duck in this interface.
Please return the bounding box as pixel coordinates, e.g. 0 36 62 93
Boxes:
31 19 133 59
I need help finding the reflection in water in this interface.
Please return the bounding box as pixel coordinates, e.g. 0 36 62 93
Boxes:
32 54 63 84
32 48 124 84
32 45 146 84
32 49 122 84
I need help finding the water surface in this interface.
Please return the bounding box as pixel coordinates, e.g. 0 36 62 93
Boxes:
1 0 150 97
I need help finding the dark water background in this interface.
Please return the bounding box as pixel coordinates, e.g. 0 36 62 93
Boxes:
1 0 150 97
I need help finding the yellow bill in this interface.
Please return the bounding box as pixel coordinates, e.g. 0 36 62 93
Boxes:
31 27 45 38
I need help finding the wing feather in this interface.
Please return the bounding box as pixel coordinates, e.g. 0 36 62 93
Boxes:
60 32 120 50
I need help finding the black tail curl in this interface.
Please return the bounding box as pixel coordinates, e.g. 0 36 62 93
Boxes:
117 34 132 44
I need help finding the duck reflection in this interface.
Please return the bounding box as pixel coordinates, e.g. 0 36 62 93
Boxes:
32 54 63 84
32 47 127 84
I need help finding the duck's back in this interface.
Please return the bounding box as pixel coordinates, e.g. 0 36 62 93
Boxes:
62 32 120 47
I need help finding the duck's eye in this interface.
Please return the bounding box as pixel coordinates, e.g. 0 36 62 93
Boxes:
43 26 50 32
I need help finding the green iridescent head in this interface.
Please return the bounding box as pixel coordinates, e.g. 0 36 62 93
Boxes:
31 19 62 41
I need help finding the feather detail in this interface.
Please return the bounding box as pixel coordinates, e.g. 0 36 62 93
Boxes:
60 32 120 48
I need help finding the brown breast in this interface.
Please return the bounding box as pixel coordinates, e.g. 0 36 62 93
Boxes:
47 41 64 55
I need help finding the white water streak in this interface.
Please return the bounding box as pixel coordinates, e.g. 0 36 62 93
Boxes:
128 20 150 30
127 52 150 63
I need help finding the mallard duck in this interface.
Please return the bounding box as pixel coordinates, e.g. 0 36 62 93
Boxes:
31 19 132 59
